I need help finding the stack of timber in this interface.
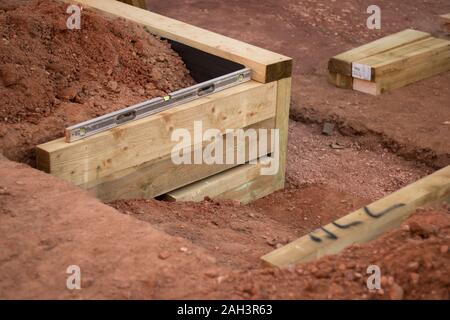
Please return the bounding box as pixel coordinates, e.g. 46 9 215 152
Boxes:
36 0 292 204
328 29 450 95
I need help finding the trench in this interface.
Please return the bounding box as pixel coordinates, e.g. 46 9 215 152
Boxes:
0 0 434 271
108 120 432 270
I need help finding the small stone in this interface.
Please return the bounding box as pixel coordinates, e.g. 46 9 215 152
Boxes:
179 247 188 252
338 263 346 271
81 277 95 288
388 283 404 300
410 273 420 285
204 269 219 278
151 68 163 80
114 281 130 289
330 142 345 149
344 270 355 281
158 251 170 260
217 275 227 284
407 261 419 271
107 80 119 92
231 200 241 206
381 276 394 287
0 64 19 87
57 85 81 101
15 180 25 186
322 122 335 135
242 286 254 295
310 266 319 274
440 245 448 254
0 187 10 195
376 288 385 295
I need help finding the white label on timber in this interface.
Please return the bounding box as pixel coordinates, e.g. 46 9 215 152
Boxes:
352 63 372 81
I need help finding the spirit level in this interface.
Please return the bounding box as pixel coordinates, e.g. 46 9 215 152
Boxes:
65 68 251 142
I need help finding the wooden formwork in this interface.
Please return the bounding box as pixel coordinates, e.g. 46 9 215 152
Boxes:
36 0 292 203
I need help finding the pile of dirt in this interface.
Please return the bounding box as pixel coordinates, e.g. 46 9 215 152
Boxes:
0 0 195 164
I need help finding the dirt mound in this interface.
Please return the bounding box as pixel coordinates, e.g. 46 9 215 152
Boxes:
0 0 195 164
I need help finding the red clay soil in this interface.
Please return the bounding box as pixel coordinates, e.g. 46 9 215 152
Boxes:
0 0 448 300
285 121 431 201
0 156 220 299
108 120 432 273
148 0 450 168
0 0 195 165
110 185 370 271
0 155 448 299
211 206 450 300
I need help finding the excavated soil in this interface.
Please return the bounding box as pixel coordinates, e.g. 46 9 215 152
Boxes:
0 0 195 165
0 0 448 299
